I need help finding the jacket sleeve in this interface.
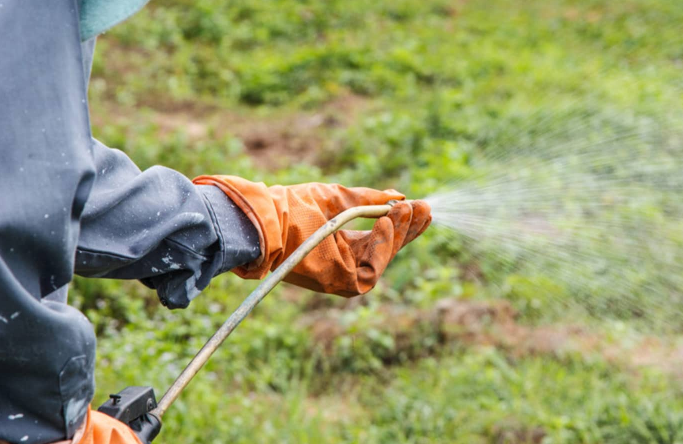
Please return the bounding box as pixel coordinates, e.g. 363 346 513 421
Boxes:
0 2 99 443
75 139 261 309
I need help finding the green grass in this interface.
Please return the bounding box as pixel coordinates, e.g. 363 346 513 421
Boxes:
78 0 683 442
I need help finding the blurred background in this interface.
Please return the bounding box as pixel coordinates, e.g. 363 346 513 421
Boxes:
74 0 683 442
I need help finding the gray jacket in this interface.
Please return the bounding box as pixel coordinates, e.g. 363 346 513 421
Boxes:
0 2 260 442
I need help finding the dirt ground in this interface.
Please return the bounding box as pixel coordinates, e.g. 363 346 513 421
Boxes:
91 93 371 170
299 297 683 379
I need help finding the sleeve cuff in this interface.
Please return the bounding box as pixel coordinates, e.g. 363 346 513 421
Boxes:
198 185 261 276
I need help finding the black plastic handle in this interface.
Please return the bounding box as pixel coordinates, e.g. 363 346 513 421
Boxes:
98 386 162 443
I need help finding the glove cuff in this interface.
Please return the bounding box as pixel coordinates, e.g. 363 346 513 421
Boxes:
192 175 284 278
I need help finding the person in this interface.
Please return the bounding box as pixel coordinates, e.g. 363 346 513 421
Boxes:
0 2 431 444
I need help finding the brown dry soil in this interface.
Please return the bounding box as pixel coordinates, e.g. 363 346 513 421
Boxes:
299 297 683 379
90 93 371 171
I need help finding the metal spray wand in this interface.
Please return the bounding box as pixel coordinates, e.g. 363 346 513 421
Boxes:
98 203 395 442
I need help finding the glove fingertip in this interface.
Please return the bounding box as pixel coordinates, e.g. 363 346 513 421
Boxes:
413 215 432 241
411 199 432 215
383 189 406 201
410 201 433 240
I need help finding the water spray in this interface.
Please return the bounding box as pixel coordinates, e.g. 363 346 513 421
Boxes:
424 107 683 331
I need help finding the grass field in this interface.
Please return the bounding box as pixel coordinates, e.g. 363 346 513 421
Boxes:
76 0 683 442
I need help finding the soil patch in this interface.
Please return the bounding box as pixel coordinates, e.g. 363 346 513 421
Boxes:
91 93 370 171
300 297 683 378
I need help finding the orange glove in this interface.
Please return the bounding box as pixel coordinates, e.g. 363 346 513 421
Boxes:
193 176 431 296
58 407 142 444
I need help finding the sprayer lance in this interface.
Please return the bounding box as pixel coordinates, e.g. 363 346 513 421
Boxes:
99 202 395 442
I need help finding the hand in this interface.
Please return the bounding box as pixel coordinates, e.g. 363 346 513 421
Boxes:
193 176 431 296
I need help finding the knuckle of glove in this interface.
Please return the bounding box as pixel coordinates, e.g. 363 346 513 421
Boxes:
388 201 414 224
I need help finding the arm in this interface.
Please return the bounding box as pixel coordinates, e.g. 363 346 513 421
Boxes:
75 139 260 309
0 4 257 442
